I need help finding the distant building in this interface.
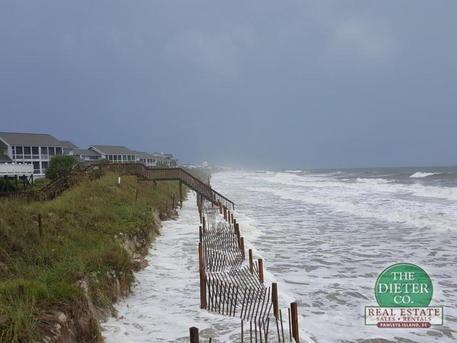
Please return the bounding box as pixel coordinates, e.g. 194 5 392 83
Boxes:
154 152 177 167
0 131 179 178
136 151 159 167
89 145 140 163
0 132 68 177
61 140 79 155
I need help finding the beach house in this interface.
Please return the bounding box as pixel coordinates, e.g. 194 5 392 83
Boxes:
0 132 69 177
154 153 177 167
89 145 140 163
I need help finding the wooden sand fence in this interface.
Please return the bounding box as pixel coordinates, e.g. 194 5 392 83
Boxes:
190 197 301 342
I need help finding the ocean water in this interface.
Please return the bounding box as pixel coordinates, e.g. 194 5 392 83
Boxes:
211 167 457 342
103 167 457 342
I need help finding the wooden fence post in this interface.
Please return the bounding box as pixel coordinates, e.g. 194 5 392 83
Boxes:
38 214 43 237
249 249 254 273
198 243 207 309
272 283 279 318
235 223 240 241
189 327 199 343
179 180 183 208
291 302 299 342
258 259 264 283
239 237 245 260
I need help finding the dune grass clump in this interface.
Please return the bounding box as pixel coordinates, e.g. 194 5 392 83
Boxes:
0 172 181 342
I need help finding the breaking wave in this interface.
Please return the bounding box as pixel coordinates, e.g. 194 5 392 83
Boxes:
410 171 441 178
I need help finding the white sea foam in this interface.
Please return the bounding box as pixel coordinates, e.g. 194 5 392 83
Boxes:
410 171 441 178
102 194 241 342
103 192 308 342
211 170 457 343
103 171 457 343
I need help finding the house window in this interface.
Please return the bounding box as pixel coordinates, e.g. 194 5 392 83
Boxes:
40 146 48 158
32 146 39 159
49 147 55 156
41 161 49 171
56 147 62 155
24 146 31 159
33 162 40 174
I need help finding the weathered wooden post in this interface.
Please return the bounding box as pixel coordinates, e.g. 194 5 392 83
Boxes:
235 223 241 242
189 327 199 343
219 202 223 214
272 283 279 318
249 249 254 273
202 216 206 232
199 226 203 243
258 259 264 283
223 206 227 220
38 214 43 237
198 243 207 309
291 302 300 342
239 237 245 260
179 180 183 208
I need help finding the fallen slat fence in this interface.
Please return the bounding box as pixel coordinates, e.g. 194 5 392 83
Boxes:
194 196 302 342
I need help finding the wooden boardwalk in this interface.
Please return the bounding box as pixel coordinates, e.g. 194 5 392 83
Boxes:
0 163 234 212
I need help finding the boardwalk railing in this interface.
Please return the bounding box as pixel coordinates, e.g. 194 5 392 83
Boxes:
0 163 234 211
100 163 234 210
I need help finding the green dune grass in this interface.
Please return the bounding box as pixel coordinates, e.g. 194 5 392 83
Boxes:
0 172 182 342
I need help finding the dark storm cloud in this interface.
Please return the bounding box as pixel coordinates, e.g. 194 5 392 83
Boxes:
1 1 456 168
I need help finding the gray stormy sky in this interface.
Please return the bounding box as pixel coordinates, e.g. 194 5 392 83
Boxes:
0 1 456 169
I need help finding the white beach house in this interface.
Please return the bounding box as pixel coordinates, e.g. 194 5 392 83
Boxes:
0 132 69 177
89 145 140 163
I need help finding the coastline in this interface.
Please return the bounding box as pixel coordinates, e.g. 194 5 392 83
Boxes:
0 172 184 343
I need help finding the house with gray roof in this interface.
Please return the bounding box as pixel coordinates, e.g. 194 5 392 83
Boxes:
153 152 177 167
0 132 68 177
60 140 79 155
136 151 159 167
89 145 140 163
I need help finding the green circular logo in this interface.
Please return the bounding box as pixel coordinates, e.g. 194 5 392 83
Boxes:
375 263 433 307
